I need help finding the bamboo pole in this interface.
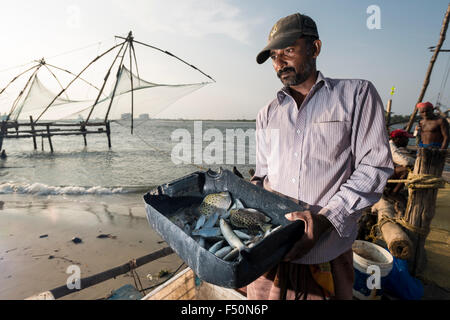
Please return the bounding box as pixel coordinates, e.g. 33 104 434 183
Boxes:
7 65 42 120
0 121 6 152
42 63 71 101
117 36 216 83
0 64 40 95
104 42 130 122
405 3 450 132
401 148 446 276
81 123 87 146
35 41 126 123
29 116 37 150
46 124 53 153
106 120 112 148
129 33 135 135
45 247 174 299
85 41 128 123
45 63 103 94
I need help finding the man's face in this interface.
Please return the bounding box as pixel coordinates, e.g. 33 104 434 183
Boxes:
418 107 434 120
270 38 317 87
394 136 409 148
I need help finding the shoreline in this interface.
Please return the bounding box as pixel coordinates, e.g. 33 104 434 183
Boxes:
0 182 449 300
0 193 183 300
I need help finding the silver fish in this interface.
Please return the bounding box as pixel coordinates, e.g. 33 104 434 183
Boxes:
223 248 239 261
208 240 225 254
266 225 282 237
195 237 206 248
194 215 207 230
233 229 252 240
191 227 222 238
198 192 232 217
215 246 232 258
219 218 245 251
223 239 259 262
203 211 220 229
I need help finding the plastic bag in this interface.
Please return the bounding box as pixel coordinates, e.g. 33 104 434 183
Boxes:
382 256 424 300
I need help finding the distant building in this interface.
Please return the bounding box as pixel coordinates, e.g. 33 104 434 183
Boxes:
121 113 131 120
139 113 149 120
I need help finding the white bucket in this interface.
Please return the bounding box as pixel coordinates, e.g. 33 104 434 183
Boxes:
352 240 393 300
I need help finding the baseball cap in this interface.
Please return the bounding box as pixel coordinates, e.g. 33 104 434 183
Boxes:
256 13 319 64
390 129 414 139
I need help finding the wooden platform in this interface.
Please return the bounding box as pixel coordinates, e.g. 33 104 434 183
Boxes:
142 268 246 300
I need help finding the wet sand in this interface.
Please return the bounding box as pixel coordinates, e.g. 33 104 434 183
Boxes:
0 193 183 300
1 184 449 300
422 184 450 292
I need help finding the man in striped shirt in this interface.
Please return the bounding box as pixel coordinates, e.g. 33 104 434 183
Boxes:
248 13 394 300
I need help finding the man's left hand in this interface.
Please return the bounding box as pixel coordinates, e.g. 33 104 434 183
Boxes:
283 206 333 261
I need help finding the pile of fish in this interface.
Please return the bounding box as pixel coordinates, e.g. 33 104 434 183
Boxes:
169 191 281 263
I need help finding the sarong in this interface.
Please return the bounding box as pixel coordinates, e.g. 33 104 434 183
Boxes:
246 249 354 300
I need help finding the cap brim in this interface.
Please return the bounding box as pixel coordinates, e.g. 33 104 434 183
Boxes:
256 33 303 64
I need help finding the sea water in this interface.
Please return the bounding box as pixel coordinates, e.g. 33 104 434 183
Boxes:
0 119 256 196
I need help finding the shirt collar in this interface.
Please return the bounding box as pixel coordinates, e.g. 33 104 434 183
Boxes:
276 71 332 104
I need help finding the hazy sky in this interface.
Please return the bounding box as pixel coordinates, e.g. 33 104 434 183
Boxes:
0 0 449 119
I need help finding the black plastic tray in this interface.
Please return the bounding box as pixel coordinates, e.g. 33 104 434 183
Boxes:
143 168 306 288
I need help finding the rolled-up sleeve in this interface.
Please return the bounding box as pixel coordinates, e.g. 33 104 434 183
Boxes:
319 81 394 237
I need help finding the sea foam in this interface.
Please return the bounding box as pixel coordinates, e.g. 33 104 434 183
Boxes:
0 182 125 195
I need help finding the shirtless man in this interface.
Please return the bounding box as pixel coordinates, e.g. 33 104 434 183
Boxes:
416 102 449 150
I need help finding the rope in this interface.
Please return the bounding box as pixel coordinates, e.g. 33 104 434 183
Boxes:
128 259 146 295
387 172 447 189
370 207 430 239
112 120 208 171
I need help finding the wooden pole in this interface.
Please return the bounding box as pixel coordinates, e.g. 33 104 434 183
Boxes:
129 32 135 135
104 42 130 122
47 247 173 299
0 64 40 95
30 116 37 150
85 41 128 123
46 124 54 153
0 121 5 152
35 41 126 123
8 65 41 120
405 3 450 132
81 123 87 146
386 99 392 127
106 121 112 148
401 148 446 276
117 36 216 82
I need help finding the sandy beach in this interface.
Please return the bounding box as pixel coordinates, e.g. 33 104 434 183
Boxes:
0 181 448 300
0 193 183 300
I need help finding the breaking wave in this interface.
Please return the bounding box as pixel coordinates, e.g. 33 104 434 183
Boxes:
0 182 130 195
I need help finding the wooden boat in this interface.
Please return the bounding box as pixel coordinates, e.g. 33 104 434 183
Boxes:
142 267 246 300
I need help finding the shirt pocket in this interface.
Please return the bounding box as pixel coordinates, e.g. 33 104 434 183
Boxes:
309 120 352 161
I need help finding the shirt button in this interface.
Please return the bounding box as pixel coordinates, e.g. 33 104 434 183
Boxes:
297 129 300 134
292 178 296 183
294 152 298 157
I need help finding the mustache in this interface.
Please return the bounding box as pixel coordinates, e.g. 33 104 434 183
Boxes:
277 67 296 78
